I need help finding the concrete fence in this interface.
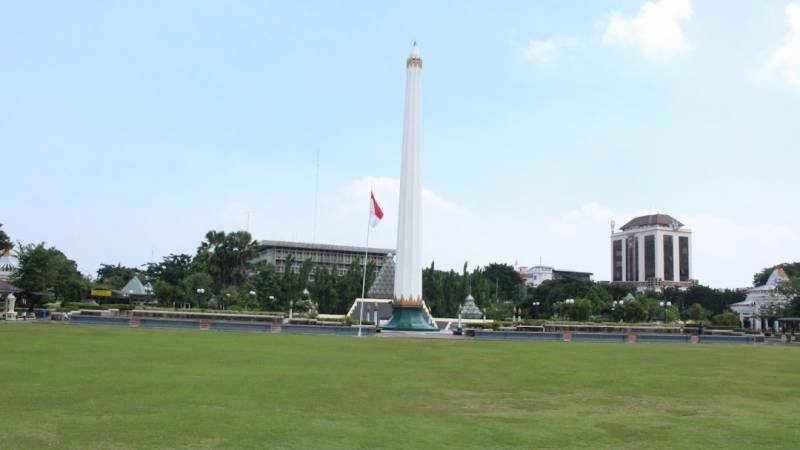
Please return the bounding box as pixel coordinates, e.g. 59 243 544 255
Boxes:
281 325 375 336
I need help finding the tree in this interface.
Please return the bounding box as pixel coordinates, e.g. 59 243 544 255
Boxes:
153 280 184 306
483 263 523 303
11 243 88 303
686 303 710 321
249 264 281 309
195 230 259 287
95 264 141 289
753 262 800 286
712 312 739 326
180 272 214 307
146 254 194 285
310 266 338 314
0 223 12 254
554 298 592 321
616 298 649 323
777 277 800 316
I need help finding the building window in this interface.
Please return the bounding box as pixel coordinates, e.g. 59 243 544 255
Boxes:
679 236 689 281
644 235 655 280
613 240 623 281
626 237 638 282
663 235 674 281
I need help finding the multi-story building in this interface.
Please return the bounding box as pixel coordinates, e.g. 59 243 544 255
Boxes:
519 265 593 287
253 240 394 277
610 214 695 290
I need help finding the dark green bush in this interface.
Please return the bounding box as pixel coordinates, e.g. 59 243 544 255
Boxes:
58 302 102 312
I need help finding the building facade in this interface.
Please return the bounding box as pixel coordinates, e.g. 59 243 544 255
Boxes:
519 265 593 287
253 240 394 276
729 267 789 331
610 214 695 290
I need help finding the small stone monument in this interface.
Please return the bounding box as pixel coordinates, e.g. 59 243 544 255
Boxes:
461 294 483 320
4 293 17 321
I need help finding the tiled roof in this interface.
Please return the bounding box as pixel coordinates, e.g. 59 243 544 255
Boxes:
620 214 684 231
0 278 22 294
367 257 395 299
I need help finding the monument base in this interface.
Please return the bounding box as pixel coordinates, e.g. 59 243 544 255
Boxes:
4 312 17 321
382 306 438 331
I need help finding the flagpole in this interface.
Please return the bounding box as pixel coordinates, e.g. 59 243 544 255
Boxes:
359 191 372 337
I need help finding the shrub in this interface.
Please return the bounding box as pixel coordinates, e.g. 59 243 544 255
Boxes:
686 303 711 321
58 302 102 312
712 312 739 327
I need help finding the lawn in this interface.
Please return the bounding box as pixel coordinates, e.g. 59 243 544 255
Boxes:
1 324 799 449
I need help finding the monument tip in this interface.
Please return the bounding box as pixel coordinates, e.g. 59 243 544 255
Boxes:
409 41 420 58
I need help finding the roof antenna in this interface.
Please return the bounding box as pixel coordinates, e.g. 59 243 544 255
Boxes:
312 149 320 243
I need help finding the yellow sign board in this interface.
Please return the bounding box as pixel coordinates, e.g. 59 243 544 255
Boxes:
91 289 113 298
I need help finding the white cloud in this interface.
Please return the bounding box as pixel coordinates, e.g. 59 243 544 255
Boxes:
766 3 800 90
525 39 556 64
243 176 800 289
602 0 693 61
523 38 580 65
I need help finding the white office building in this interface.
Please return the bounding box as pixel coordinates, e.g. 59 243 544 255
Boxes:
610 214 695 290
519 265 593 287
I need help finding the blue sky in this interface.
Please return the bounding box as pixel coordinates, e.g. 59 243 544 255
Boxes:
2 0 799 288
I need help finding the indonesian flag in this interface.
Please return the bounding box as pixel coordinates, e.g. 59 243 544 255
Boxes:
369 191 384 227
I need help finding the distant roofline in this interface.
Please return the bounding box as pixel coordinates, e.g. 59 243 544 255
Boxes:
553 269 594 276
258 240 394 255
619 214 684 231
521 266 593 276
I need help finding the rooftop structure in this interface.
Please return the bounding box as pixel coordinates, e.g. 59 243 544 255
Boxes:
730 267 790 331
0 249 18 281
253 240 394 277
519 265 593 287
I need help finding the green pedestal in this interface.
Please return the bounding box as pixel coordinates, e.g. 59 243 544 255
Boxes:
382 306 438 331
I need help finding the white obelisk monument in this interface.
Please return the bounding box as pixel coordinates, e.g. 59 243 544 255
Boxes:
383 42 437 331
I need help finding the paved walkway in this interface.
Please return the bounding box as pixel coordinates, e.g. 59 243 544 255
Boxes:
377 329 466 340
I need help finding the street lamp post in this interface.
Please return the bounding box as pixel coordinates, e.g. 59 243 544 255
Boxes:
659 301 672 323
248 290 256 312
564 298 575 321
531 301 540 319
196 288 205 309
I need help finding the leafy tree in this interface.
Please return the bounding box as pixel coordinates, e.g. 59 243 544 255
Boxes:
195 230 259 287
686 303 711 321
95 264 141 289
12 243 88 303
615 298 649 323
310 266 338 314
146 254 194 285
0 223 12 254
219 286 241 309
554 298 592 321
712 311 739 326
249 264 281 309
753 263 800 286
180 272 214 307
483 263 523 303
153 280 184 306
776 277 800 316
661 286 744 315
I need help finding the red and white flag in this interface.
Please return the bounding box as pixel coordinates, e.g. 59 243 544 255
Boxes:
369 191 384 227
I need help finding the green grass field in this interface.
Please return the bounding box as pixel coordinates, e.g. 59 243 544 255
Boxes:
1 324 799 449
